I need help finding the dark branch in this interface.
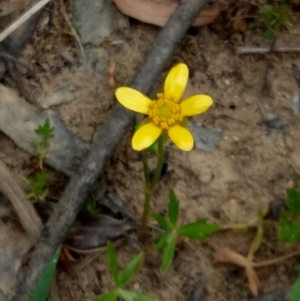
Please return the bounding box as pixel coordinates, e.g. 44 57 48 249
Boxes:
13 0 211 299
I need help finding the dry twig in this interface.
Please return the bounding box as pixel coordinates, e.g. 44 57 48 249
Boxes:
237 46 300 54
0 159 42 241
59 0 85 61
0 0 51 42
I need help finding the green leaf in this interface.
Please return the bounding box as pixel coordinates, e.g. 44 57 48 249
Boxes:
119 290 135 301
152 213 172 231
120 290 155 301
35 118 55 138
177 219 220 240
168 189 179 227
106 242 120 286
291 276 300 301
278 219 300 243
155 232 174 251
119 253 144 287
28 248 60 301
94 291 118 301
162 233 176 271
264 28 275 39
286 188 300 215
295 264 300 273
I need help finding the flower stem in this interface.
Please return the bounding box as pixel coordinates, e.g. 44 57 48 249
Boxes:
140 136 165 240
150 135 165 190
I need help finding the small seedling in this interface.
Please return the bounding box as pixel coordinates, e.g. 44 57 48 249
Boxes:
94 242 155 301
71 21 81 30
83 198 101 216
25 170 49 202
249 1 294 39
30 118 55 168
152 189 221 271
278 187 300 243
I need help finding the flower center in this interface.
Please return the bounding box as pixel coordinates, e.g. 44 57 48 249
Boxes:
148 93 182 129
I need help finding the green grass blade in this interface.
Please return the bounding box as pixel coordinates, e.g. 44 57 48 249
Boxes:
28 248 60 301
168 189 179 227
119 253 144 287
106 242 120 286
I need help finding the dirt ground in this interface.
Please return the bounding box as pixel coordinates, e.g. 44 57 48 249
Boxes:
1 1 300 301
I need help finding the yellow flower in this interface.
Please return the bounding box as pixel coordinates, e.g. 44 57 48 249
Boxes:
115 63 213 151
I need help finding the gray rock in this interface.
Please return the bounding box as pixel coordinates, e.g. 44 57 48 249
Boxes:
37 87 75 108
0 84 89 176
73 0 128 46
189 123 222 152
291 93 299 115
84 48 99 66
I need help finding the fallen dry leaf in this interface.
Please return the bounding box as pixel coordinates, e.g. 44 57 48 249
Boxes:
212 245 260 296
112 0 221 27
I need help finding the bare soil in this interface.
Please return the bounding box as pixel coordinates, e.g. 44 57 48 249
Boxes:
1 1 300 300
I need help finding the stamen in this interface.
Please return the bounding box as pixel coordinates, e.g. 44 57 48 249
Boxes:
148 94 182 129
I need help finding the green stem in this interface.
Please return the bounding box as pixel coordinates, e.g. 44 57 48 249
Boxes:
150 136 165 190
140 136 165 239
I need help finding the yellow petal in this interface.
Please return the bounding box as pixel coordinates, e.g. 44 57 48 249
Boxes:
180 95 213 116
132 122 162 151
168 125 194 151
164 63 189 102
116 87 152 114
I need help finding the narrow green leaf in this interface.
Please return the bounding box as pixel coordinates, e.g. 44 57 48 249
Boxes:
168 189 179 227
162 233 176 271
152 213 172 230
119 253 144 287
120 290 155 301
94 291 118 301
106 242 120 286
291 277 300 301
155 232 173 251
119 290 135 301
177 219 220 240
28 248 60 301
